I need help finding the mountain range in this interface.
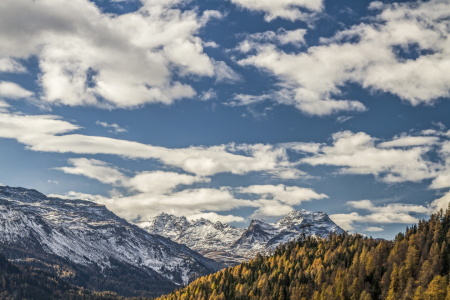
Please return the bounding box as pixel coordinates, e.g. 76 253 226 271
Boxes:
135 209 345 265
0 185 345 297
0 186 222 297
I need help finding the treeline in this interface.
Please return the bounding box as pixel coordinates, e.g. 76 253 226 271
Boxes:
156 205 450 300
0 253 148 300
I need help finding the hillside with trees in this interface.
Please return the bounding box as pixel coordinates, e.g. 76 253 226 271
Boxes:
156 205 450 300
0 252 147 300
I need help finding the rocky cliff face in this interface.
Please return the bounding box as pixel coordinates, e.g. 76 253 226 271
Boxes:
0 186 223 297
137 210 345 265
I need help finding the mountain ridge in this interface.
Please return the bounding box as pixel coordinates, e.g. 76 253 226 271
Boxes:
136 209 345 265
0 186 223 297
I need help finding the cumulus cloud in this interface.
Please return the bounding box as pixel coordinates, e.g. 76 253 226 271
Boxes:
0 58 26 73
0 82 34 99
239 184 327 205
330 199 427 231
239 184 328 218
229 0 324 22
96 121 127 134
300 131 439 183
235 0 450 115
329 196 450 232
0 0 233 108
53 158 326 221
237 29 307 53
430 191 450 212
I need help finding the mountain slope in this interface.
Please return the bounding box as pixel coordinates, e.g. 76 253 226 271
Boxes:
137 210 345 265
0 251 136 300
231 210 345 256
155 207 450 300
137 214 246 265
0 186 222 297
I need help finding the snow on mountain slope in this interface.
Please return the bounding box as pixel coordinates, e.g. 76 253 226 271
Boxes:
232 210 346 256
137 210 345 265
137 214 246 265
0 186 222 288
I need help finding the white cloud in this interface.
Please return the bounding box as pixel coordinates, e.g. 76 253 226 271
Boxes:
56 158 129 186
251 200 296 218
236 0 450 115
329 212 362 231
0 0 233 108
57 158 210 194
187 212 245 223
0 100 10 113
281 141 323 154
278 29 308 46
0 82 33 99
378 136 440 148
365 227 384 232
0 110 300 178
96 121 127 134
336 116 353 124
128 171 209 195
347 199 429 214
237 29 307 52
203 41 219 48
238 184 327 218
300 131 439 183
430 172 450 189
55 187 258 221
239 184 327 205
199 89 217 101
430 191 450 212
0 58 26 73
330 200 424 231
213 60 241 83
53 158 326 221
229 0 324 22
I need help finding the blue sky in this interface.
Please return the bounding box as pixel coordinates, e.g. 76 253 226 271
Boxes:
1 0 450 239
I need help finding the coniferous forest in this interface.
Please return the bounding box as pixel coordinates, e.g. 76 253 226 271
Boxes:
155 205 450 300
0 252 146 300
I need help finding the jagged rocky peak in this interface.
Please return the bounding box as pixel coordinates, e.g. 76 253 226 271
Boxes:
136 209 345 266
192 218 214 227
275 210 304 226
136 212 191 239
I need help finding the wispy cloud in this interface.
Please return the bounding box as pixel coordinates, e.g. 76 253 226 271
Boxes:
96 121 127 134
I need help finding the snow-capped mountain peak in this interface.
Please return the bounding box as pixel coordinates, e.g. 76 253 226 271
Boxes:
137 209 345 265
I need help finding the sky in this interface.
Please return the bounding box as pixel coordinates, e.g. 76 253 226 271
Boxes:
1 0 450 239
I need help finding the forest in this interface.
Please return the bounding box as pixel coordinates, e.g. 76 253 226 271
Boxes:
156 205 450 300
0 252 148 300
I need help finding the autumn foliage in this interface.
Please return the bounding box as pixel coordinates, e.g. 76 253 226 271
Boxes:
156 205 450 300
